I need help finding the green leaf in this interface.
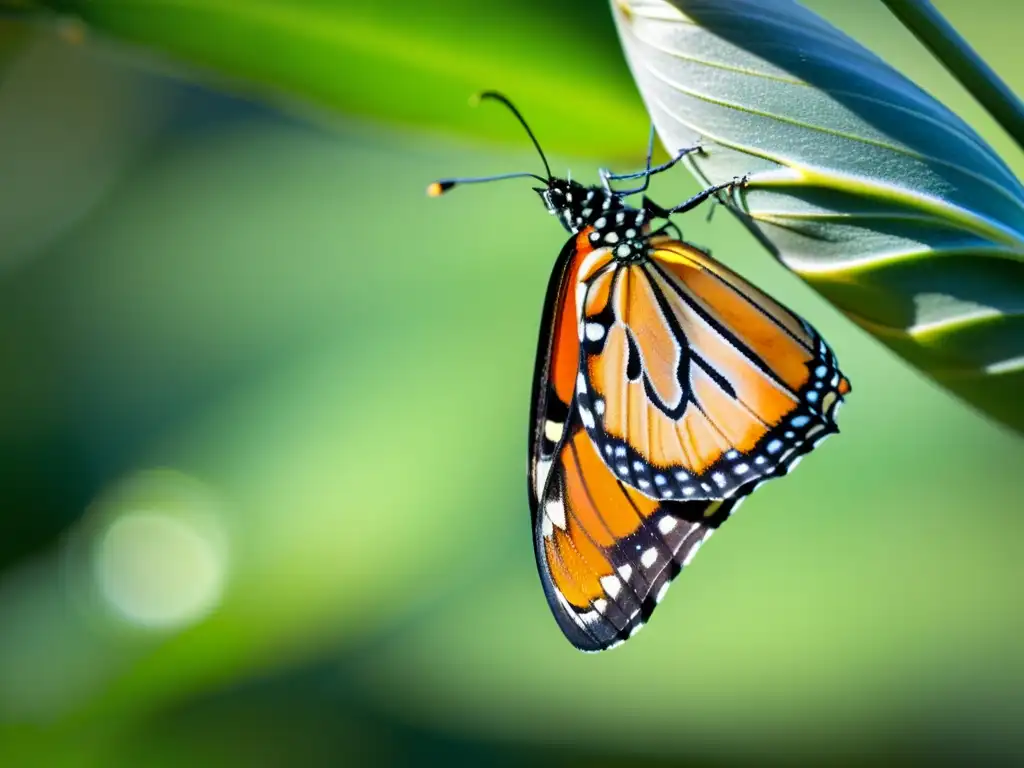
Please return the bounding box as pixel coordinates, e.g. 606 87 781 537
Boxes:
613 0 1024 433
879 0 1024 157
35 0 648 159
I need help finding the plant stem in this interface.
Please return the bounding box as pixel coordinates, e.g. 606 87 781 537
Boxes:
879 0 1024 156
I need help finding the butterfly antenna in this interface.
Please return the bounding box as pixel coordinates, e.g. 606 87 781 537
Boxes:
427 171 547 197
426 91 553 197
476 91 553 181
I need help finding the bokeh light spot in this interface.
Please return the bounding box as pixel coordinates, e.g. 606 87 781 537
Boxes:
89 477 229 630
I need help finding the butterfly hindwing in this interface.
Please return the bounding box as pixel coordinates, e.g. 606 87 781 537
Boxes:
574 236 850 502
534 411 741 651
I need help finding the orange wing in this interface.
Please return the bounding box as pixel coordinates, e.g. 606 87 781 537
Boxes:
533 412 740 651
529 230 741 652
575 237 850 502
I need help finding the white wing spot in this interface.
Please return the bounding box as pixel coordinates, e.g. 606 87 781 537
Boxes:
682 538 704 566
600 574 622 599
675 471 689 482
577 373 586 393
615 244 630 258
654 474 667 486
618 564 633 581
617 464 629 475
604 232 619 244
682 486 695 496
594 216 607 228
712 472 727 488
536 459 552 498
640 548 658 569
725 450 739 460
544 498 567 530
658 516 678 534
734 463 750 475
655 582 670 604
632 461 644 472
579 406 595 429
638 478 651 489
615 446 626 458
791 415 810 428
585 322 605 341
544 420 563 442
767 439 783 454
594 399 606 416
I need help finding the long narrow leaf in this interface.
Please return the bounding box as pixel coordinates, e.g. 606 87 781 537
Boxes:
880 0 1024 157
612 0 1024 433
30 0 647 158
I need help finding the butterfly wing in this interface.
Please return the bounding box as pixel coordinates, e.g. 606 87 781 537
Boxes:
529 230 743 652
575 236 850 501
534 410 741 651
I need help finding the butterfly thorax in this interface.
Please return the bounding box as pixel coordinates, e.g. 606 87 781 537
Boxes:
538 179 651 263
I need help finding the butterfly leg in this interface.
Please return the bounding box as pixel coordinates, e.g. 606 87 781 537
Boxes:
600 126 703 194
643 174 748 219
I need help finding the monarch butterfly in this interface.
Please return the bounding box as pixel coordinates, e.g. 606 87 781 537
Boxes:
430 93 850 651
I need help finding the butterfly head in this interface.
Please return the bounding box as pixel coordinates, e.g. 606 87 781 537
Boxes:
535 178 622 234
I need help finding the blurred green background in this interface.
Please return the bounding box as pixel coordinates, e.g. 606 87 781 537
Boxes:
1 1 1022 765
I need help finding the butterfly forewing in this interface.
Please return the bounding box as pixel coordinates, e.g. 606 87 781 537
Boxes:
575 237 850 502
